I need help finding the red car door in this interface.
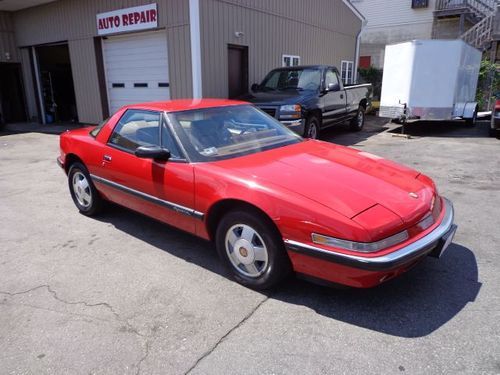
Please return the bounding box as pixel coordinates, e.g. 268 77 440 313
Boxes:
91 109 197 234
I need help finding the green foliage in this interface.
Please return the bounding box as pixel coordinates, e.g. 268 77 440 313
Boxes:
358 66 383 100
476 59 500 110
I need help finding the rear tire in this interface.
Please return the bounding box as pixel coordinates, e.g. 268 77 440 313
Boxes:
68 162 104 216
465 108 477 126
215 210 291 290
350 106 365 131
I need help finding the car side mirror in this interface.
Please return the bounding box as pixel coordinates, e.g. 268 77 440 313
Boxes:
325 83 340 92
135 145 171 161
251 83 260 91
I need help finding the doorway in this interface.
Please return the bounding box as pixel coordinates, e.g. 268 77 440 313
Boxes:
227 44 248 98
0 63 27 124
35 43 78 123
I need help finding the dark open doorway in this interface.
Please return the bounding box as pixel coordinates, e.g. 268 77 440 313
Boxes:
227 44 248 99
35 43 78 123
0 63 27 124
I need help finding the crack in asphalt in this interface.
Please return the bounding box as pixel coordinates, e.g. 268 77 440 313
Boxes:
0 284 152 372
184 295 270 375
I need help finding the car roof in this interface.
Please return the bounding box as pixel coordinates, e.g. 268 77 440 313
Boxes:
121 99 249 113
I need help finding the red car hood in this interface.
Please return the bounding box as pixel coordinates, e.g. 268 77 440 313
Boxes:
217 140 433 224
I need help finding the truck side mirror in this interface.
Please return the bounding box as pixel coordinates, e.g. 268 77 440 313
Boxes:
326 83 340 92
251 83 260 91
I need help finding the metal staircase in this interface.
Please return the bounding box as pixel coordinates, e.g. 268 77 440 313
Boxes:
434 0 499 50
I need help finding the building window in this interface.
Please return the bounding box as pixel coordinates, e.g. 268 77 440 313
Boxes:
411 0 428 8
341 60 354 84
282 54 300 67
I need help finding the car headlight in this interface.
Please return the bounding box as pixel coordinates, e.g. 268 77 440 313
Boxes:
311 230 409 253
279 104 301 120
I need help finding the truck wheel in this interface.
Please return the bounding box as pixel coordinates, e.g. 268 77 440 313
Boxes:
305 116 320 139
350 106 365 131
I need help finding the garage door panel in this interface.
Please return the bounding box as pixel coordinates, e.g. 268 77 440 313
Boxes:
102 30 170 114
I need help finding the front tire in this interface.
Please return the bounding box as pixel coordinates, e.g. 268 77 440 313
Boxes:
350 106 365 131
304 116 320 139
215 210 291 290
68 162 103 216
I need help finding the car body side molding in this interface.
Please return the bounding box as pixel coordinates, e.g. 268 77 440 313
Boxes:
90 174 204 220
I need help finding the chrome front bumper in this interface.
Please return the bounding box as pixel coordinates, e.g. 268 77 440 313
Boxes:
285 198 456 271
280 119 305 136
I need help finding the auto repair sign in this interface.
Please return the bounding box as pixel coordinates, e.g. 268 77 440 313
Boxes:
97 3 158 35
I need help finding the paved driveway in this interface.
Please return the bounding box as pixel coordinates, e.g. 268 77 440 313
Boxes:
0 119 498 374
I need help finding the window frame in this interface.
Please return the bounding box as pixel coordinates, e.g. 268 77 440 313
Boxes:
340 60 354 85
411 0 429 9
106 109 187 162
282 54 301 67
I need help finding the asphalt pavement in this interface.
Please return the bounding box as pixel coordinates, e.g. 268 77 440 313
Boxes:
0 118 499 374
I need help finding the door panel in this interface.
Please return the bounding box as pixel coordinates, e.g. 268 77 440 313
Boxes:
321 69 347 126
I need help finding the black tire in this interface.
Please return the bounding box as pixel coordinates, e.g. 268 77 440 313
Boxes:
68 162 104 216
215 210 292 290
349 106 365 131
490 127 500 139
465 108 477 127
304 116 320 139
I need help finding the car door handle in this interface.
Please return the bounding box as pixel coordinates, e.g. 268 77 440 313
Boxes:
103 155 112 162
340 94 344 99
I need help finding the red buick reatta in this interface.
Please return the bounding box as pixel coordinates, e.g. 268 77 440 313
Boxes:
58 99 457 289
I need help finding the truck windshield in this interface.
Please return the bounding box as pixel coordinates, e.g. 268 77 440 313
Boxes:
259 68 321 91
168 105 302 162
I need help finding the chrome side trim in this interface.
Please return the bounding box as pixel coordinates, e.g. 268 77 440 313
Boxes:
285 198 455 271
90 174 204 220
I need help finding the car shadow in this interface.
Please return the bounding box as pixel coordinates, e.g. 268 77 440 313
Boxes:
94 204 481 339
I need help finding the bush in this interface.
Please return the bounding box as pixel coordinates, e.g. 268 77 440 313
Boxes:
476 59 500 111
358 67 383 100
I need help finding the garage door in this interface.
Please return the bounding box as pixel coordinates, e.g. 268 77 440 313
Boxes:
102 30 170 115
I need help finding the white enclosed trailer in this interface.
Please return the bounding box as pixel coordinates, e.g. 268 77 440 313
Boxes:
379 40 481 123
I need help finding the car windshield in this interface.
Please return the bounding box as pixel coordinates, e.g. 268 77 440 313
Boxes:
259 68 321 91
168 105 302 162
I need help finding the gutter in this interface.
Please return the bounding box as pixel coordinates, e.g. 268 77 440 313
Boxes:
342 0 366 83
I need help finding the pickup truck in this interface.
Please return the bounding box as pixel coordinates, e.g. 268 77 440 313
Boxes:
240 65 372 138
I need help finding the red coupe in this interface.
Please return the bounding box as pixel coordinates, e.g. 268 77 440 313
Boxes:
58 99 457 289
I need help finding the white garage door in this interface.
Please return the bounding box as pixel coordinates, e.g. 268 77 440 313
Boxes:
102 30 170 115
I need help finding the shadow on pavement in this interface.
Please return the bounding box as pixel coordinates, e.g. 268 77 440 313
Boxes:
0 122 87 136
320 115 391 146
93 203 481 339
389 120 492 138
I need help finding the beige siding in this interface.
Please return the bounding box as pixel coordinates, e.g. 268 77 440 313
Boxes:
0 11 19 62
68 39 103 124
11 0 191 122
200 0 361 98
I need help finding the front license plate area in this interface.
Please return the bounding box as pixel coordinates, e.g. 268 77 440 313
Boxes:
429 224 457 259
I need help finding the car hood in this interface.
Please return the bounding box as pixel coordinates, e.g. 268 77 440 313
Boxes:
239 90 317 106
216 140 434 225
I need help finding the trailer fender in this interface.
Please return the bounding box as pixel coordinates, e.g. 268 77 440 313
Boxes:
454 102 477 119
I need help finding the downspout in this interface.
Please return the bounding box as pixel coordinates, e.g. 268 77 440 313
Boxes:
189 0 202 98
354 19 367 84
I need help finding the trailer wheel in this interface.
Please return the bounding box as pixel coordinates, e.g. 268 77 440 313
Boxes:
465 108 477 127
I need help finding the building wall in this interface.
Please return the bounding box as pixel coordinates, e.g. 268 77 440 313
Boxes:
0 11 19 63
200 0 362 97
353 0 436 68
11 0 191 123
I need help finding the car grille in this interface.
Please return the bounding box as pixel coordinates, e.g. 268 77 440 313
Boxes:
259 107 277 118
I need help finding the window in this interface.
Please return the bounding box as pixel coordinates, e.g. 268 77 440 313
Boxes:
168 105 301 162
340 60 354 85
325 69 340 89
108 110 161 152
260 68 321 91
282 54 300 67
411 0 428 8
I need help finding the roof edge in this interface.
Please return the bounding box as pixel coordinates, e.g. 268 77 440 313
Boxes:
342 0 365 21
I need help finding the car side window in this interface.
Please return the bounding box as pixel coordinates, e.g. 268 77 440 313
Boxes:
108 110 160 152
325 69 339 88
